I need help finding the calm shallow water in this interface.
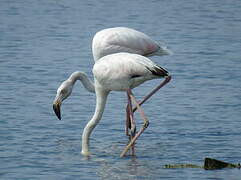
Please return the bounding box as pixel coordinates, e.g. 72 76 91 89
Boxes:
1 0 241 179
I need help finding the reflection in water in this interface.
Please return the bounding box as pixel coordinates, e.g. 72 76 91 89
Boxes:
97 157 154 180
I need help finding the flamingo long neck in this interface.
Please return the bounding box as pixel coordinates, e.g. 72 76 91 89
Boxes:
81 87 109 155
69 71 95 93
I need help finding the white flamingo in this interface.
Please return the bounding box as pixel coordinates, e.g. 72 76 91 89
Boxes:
53 27 172 120
92 27 172 61
53 53 171 156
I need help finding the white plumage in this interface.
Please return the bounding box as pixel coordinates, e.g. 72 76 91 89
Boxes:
92 27 172 61
53 27 172 114
93 53 168 91
82 53 169 155
53 27 172 156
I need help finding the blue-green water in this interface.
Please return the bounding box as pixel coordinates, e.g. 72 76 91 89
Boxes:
1 0 241 179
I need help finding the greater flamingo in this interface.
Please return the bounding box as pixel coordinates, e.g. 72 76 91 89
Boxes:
53 53 171 156
53 27 172 120
92 27 172 61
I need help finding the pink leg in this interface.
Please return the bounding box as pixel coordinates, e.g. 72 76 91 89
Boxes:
125 76 171 135
125 104 130 136
127 90 136 136
133 76 171 113
126 90 136 156
120 89 149 157
122 76 171 157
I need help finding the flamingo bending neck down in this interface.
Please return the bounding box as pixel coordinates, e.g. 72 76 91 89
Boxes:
53 52 171 156
53 72 94 120
92 27 172 61
53 27 172 119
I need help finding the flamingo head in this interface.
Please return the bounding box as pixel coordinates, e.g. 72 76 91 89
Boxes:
53 80 73 120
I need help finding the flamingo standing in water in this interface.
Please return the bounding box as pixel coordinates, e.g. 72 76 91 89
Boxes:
53 27 172 120
53 27 172 156
53 53 171 156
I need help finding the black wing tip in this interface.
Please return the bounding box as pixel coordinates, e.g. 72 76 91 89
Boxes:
147 66 169 77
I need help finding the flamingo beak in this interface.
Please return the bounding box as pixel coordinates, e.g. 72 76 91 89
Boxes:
53 100 62 120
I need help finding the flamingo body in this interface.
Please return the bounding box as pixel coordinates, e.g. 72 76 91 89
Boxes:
53 53 170 155
92 27 171 61
53 27 172 156
53 27 172 113
93 53 168 91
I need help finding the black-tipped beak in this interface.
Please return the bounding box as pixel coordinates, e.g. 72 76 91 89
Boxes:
53 102 61 120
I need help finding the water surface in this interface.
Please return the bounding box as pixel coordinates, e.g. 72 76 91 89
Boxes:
1 0 241 179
